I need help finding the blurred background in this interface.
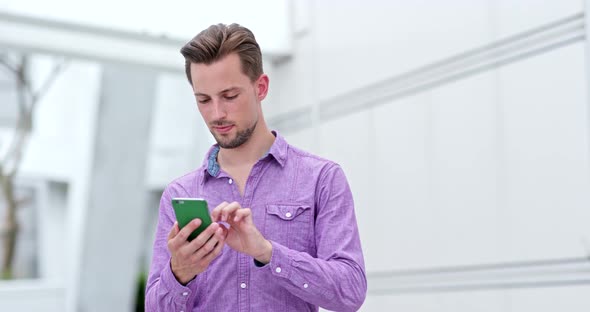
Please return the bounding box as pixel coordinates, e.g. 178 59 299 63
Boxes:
0 0 590 311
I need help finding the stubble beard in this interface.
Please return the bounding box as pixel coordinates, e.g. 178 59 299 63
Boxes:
212 120 258 149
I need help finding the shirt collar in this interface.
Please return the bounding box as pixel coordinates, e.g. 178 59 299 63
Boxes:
201 130 288 182
266 130 288 167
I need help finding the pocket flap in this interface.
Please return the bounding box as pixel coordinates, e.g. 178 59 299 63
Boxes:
266 204 311 221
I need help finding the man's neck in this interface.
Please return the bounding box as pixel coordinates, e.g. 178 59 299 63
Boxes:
217 123 275 169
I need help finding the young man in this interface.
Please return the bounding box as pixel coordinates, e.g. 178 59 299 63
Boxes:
145 23 366 311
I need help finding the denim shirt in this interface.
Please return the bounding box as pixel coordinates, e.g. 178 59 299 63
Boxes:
146 132 367 311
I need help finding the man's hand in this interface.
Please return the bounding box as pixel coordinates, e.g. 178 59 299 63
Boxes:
167 219 226 285
211 201 272 264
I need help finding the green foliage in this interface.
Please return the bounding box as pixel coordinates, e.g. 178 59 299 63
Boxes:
135 270 147 312
1 269 12 280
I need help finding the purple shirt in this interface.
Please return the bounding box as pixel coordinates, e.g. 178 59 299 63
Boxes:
146 132 366 311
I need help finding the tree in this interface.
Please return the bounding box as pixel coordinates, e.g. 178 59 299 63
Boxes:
0 53 66 279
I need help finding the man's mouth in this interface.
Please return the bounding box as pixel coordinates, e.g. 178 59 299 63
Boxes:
213 125 234 134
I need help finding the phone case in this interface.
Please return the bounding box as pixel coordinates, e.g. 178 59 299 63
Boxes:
171 198 212 241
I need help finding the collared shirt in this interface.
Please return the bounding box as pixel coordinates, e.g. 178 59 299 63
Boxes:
146 132 366 311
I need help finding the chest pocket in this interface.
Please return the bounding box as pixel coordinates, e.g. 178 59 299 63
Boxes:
264 204 312 252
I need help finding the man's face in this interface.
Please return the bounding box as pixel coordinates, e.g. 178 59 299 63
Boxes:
191 53 267 149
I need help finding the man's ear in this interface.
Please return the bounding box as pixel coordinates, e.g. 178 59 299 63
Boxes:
255 74 269 101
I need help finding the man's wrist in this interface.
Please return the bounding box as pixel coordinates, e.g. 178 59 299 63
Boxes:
253 239 272 264
170 260 196 286
172 268 195 286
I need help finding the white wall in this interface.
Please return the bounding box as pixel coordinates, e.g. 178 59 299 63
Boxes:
274 0 590 311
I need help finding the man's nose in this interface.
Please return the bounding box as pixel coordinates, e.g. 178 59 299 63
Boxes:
212 100 227 119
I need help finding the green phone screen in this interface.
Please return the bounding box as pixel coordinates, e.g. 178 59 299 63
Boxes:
171 198 212 241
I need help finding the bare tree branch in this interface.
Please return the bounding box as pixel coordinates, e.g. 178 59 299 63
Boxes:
16 56 30 116
2 56 69 170
5 57 32 178
6 127 27 179
1 57 30 169
32 59 68 106
0 57 17 76
0 116 27 167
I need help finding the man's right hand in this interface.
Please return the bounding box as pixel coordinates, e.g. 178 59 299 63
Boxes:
167 219 226 285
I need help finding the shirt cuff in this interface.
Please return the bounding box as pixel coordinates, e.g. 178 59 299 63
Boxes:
253 258 267 267
161 259 196 304
264 241 315 293
267 240 294 279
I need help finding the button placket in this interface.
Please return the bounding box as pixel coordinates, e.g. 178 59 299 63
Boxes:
238 253 250 309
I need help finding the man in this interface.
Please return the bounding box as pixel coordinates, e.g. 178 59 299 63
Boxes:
146 23 366 311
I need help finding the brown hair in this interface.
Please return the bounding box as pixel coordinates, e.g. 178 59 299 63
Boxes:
180 23 263 84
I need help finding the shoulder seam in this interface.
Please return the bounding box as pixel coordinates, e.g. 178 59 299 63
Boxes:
168 167 205 197
289 145 337 166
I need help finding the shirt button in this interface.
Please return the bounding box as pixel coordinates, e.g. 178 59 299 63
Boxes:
229 178 233 184
303 283 309 289
275 267 282 273
240 282 247 289
182 292 188 296
285 212 292 218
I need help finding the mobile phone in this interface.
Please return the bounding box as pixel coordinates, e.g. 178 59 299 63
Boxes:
171 198 212 241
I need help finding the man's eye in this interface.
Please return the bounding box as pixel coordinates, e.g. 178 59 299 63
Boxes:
198 99 210 104
225 94 238 100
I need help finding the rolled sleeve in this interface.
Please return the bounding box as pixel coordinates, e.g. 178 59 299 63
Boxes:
160 260 198 305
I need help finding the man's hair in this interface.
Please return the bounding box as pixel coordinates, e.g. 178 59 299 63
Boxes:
180 23 263 84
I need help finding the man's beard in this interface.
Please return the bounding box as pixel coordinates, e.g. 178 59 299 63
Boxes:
212 121 257 149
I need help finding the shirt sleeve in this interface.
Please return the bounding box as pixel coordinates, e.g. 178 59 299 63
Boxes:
259 164 367 311
145 185 202 311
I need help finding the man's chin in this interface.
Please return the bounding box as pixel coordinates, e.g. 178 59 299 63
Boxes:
211 123 255 149
214 135 238 149
211 131 231 141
